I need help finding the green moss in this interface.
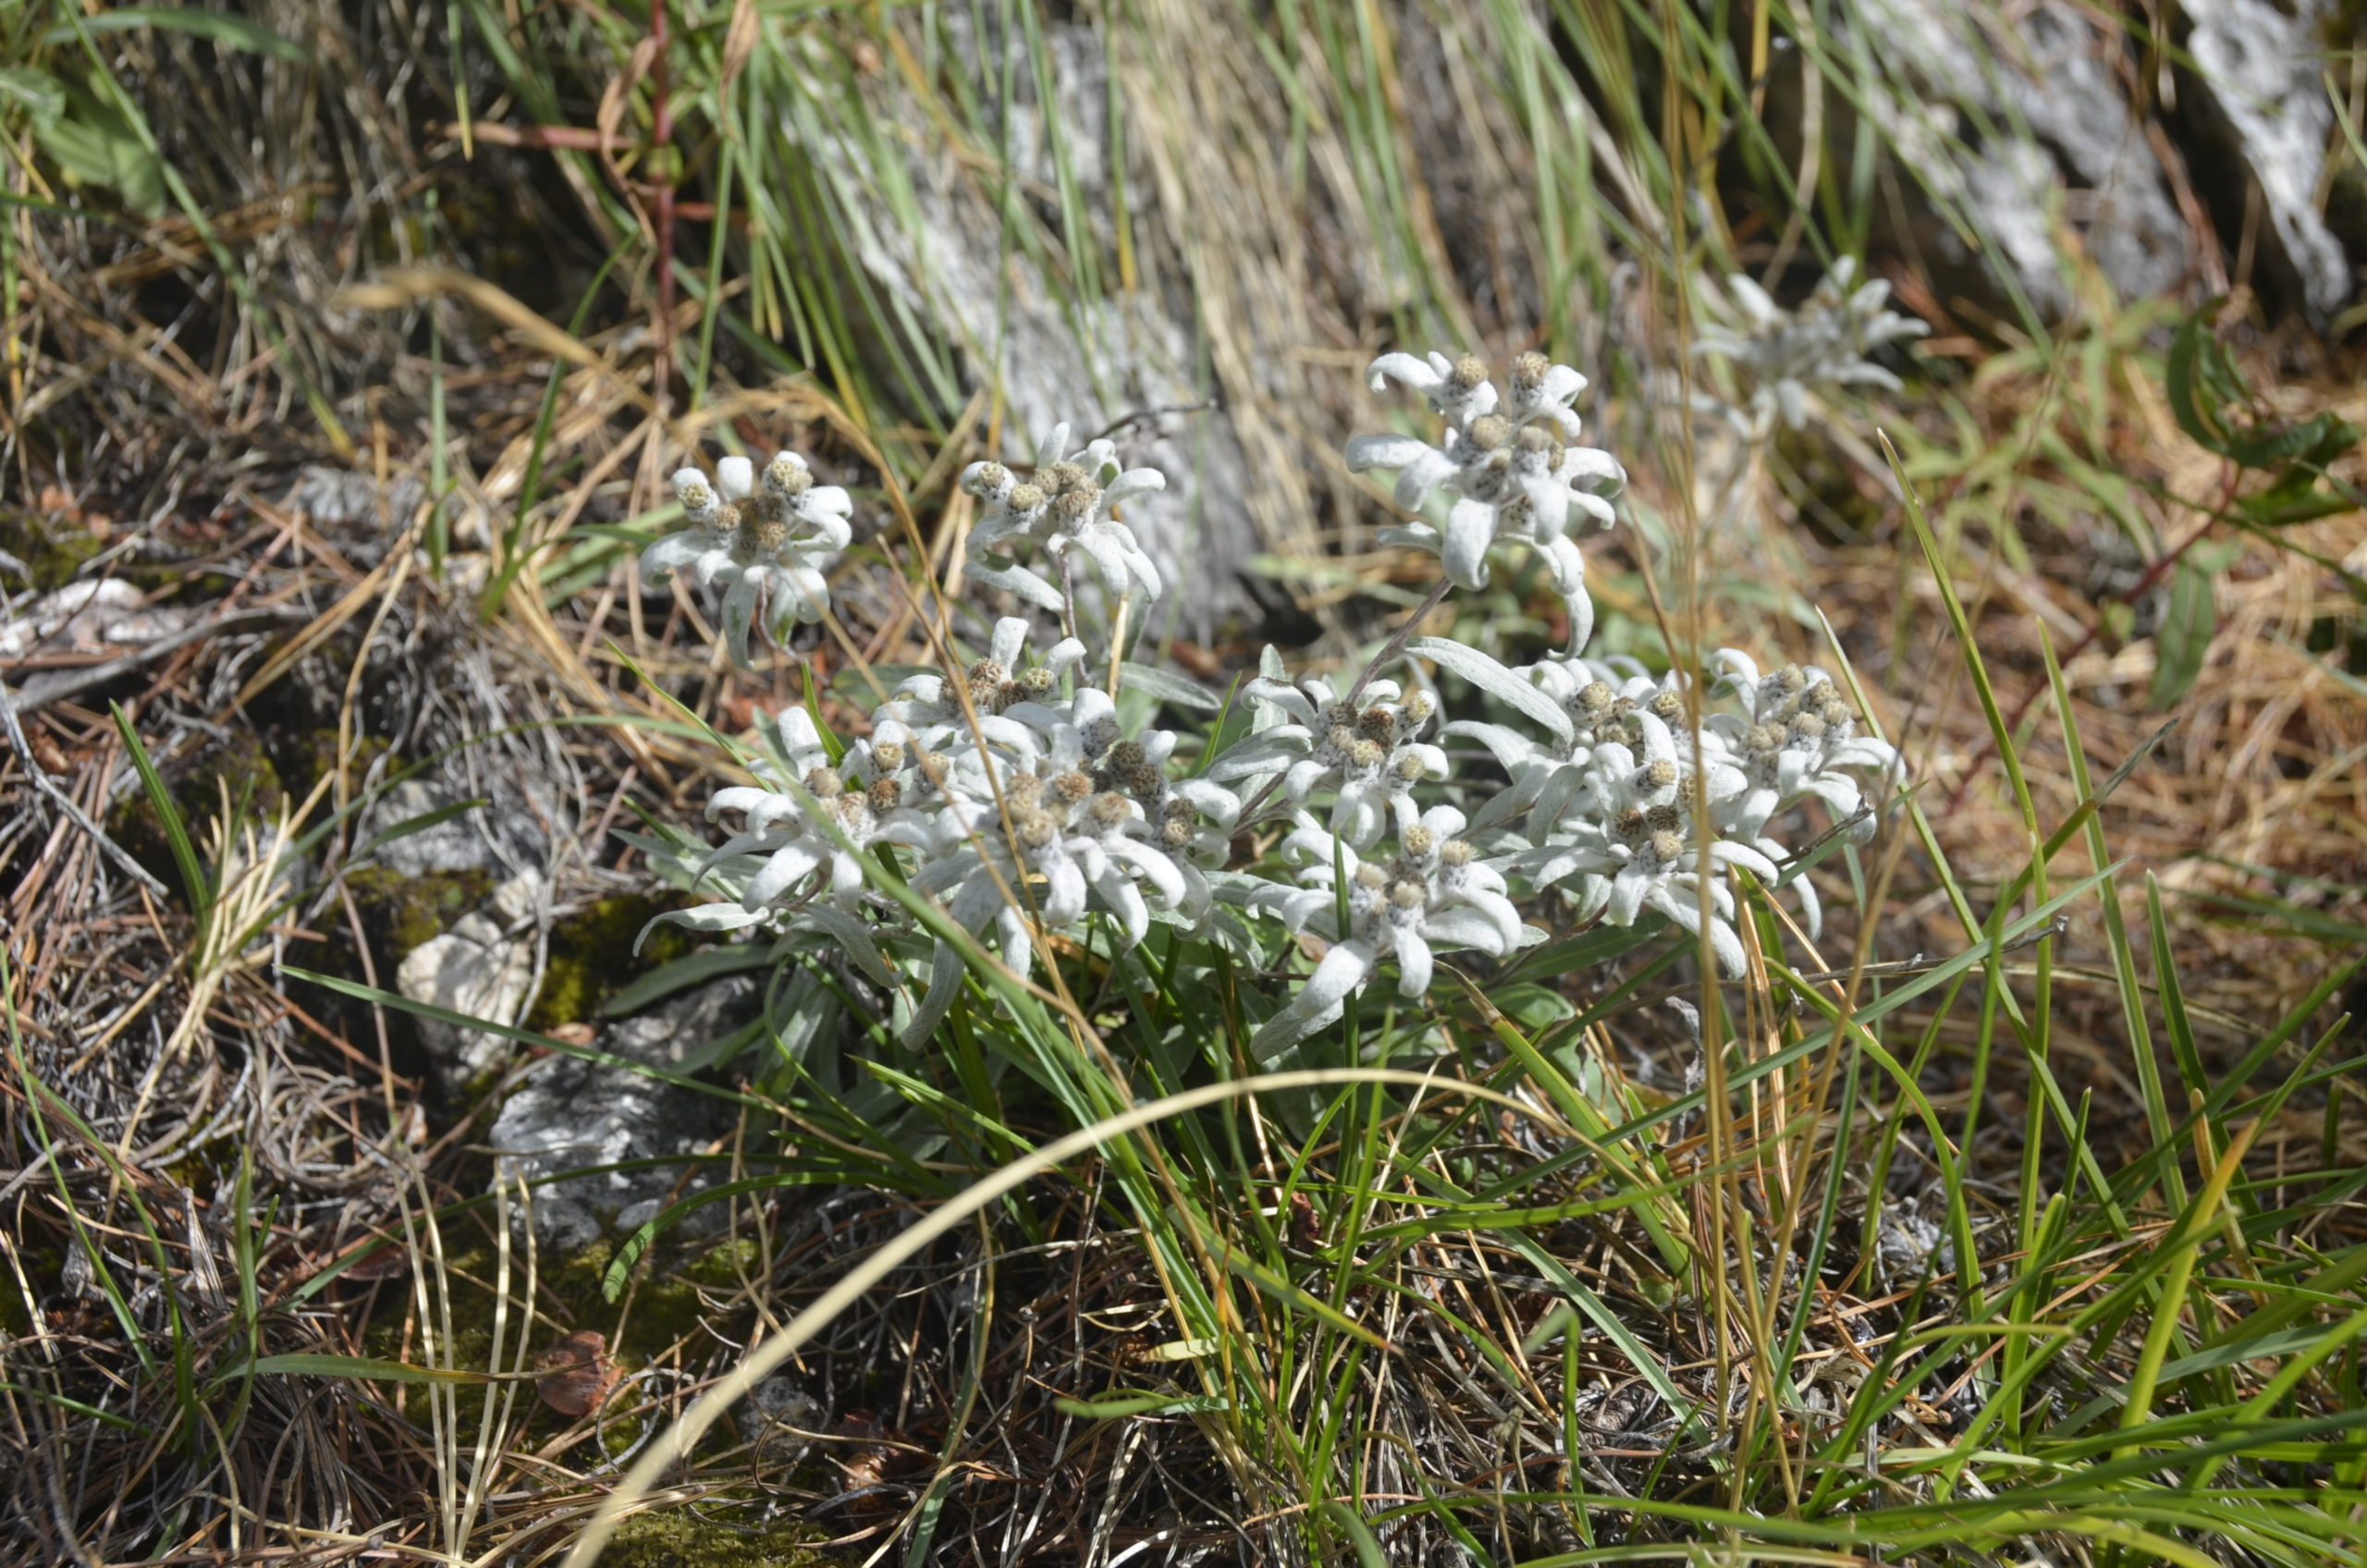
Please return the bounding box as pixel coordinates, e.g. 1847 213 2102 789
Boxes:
271 729 393 812
277 863 492 1086
540 1237 618 1312
597 1510 826 1568
546 1236 749 1367
0 508 104 591
344 865 494 963
362 1234 759 1413
682 1236 764 1290
0 1246 62 1336
524 894 693 1031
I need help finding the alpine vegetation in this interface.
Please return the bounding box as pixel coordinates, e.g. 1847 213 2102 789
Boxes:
639 451 853 666
1346 350 1626 652
1693 258 1931 436
639 355 1904 1061
959 423 1167 621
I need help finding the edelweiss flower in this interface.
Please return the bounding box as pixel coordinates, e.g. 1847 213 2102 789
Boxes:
634 705 912 985
1243 807 1531 1058
1707 653 1900 843
852 617 1243 1045
1693 259 1928 433
961 424 1165 611
1348 350 1625 651
1448 653 1692 837
899 751 1208 1047
693 705 928 911
875 617 1089 753
1509 792 1775 978
1207 672 1444 849
984 659 1244 905
641 452 854 666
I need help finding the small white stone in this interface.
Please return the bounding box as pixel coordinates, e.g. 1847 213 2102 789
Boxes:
398 913 534 1095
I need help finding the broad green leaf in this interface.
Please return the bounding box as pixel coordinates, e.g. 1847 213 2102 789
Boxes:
2148 557 2214 710
2238 488 2357 528
2164 299 2230 454
36 92 166 215
0 67 67 127
2223 410 2361 472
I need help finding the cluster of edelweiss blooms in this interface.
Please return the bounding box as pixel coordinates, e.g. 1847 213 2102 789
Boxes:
1693 257 1930 436
640 346 1904 1060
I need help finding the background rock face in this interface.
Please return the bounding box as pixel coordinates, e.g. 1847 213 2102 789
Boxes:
2178 0 2356 321
371 778 550 881
488 976 757 1254
1836 0 2359 325
788 0 2362 627
809 10 1271 640
1849 0 2194 316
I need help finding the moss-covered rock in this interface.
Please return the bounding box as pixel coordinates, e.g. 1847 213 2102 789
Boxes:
597 1511 826 1568
0 508 104 591
344 865 496 965
273 729 392 816
279 864 493 1083
541 1237 754 1389
524 893 693 1031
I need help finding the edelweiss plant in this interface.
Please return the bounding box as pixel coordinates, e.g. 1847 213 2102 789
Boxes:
959 423 1165 617
641 452 852 666
1204 669 1444 851
638 364 1907 1065
1694 258 1929 435
1239 807 1530 1057
1419 634 1899 974
1346 350 1626 653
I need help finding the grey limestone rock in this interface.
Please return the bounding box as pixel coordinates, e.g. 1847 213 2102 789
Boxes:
782 9 1289 638
369 778 549 881
1838 0 2195 317
281 464 427 529
280 465 427 567
2178 0 2358 321
488 976 758 1254
396 871 543 1096
737 1375 821 1468
1825 0 2361 322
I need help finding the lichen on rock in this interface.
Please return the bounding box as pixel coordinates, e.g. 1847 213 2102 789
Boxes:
490 975 758 1255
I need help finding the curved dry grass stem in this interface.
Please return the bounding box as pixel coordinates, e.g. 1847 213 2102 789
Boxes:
559 1066 1558 1568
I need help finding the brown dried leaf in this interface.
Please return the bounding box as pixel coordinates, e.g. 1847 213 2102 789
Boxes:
535 1329 615 1417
